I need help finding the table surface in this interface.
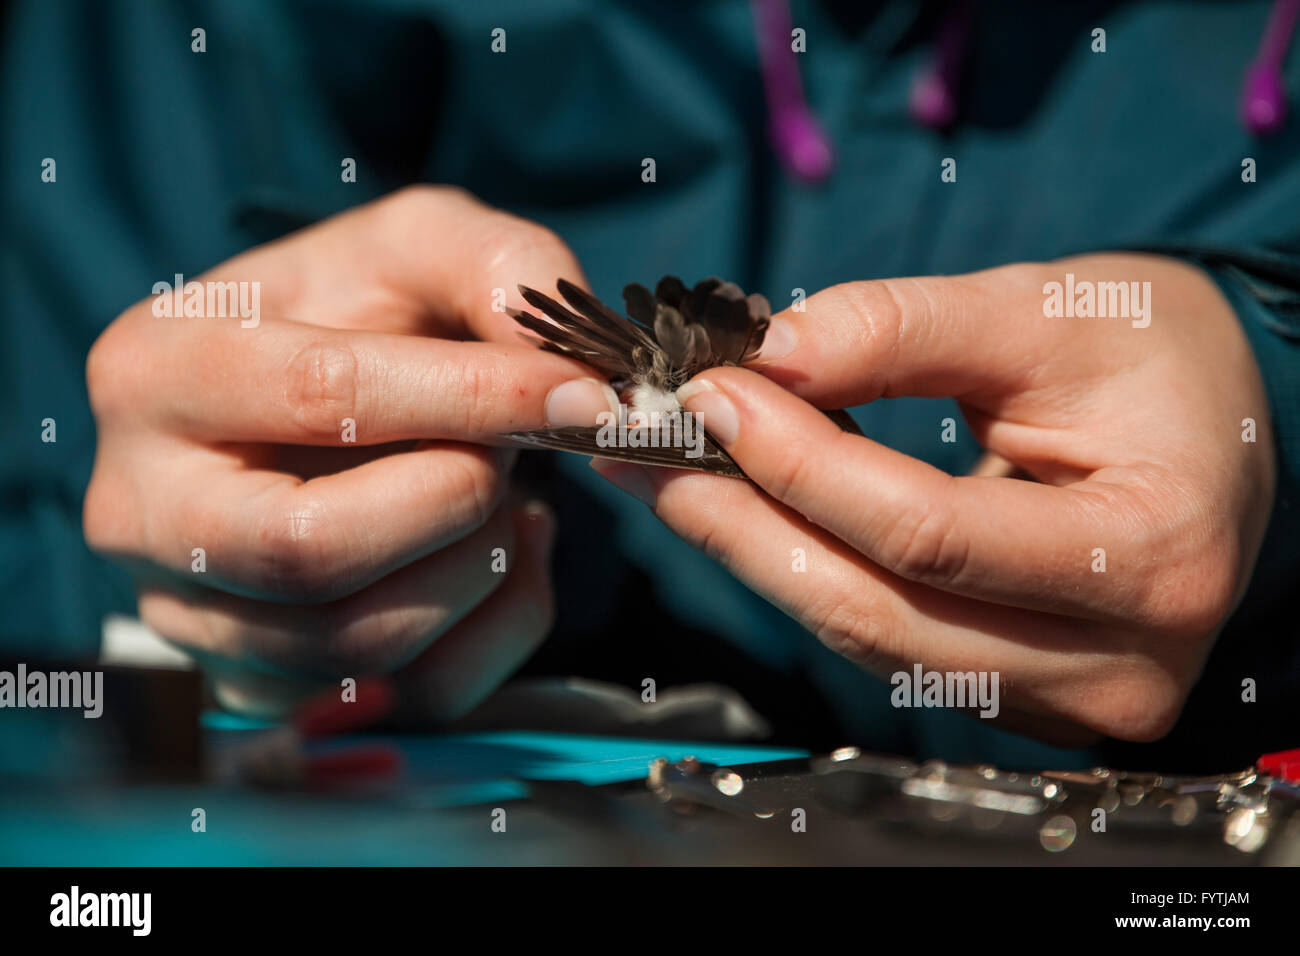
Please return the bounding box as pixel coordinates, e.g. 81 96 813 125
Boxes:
1 720 1281 865
0 725 810 865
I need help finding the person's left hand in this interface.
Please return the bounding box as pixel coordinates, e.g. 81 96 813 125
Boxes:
83 186 604 720
589 254 1275 745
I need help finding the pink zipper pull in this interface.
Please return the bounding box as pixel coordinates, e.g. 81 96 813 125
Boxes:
752 0 834 182
1243 0 1300 134
910 1 973 129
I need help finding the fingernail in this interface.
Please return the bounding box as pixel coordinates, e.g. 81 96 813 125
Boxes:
546 377 620 427
589 459 657 507
755 317 796 362
675 379 739 445
518 499 557 555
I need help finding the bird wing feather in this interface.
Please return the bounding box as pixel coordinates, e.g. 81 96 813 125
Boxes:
501 426 746 478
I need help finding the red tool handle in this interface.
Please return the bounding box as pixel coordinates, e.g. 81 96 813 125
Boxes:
292 677 397 739
1258 747 1300 782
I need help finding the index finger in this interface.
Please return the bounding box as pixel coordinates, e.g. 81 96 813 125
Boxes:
105 311 597 445
747 267 1053 408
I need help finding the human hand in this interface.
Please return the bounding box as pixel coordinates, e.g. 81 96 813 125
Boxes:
591 254 1275 744
84 186 610 719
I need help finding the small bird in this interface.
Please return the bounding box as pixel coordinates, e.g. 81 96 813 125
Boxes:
503 276 859 478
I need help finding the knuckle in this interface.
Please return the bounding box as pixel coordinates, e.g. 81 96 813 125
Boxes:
822 280 905 373
284 339 360 440
764 448 814 503
647 476 747 567
457 360 494 437
321 608 426 677
136 591 223 659
256 499 350 601
476 214 575 276
879 496 969 585
391 182 441 204
442 357 506 440
1136 494 1244 637
441 447 504 530
1149 550 1239 638
690 515 736 569
808 590 891 667
509 219 569 259
1085 667 1187 743
373 185 492 258
85 311 141 420
384 183 475 218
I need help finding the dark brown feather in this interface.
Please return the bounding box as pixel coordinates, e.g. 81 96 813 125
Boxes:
518 285 649 361
654 276 689 311
622 283 656 327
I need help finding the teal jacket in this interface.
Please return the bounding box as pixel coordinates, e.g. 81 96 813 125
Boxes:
4 0 1298 769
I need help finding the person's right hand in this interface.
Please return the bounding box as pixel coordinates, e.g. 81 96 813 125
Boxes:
83 186 611 719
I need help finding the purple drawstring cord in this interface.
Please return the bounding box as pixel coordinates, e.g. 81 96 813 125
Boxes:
752 0 834 182
754 0 1291 171
1242 0 1300 134
909 1 972 129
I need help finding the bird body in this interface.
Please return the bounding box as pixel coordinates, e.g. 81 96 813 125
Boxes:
504 276 856 478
